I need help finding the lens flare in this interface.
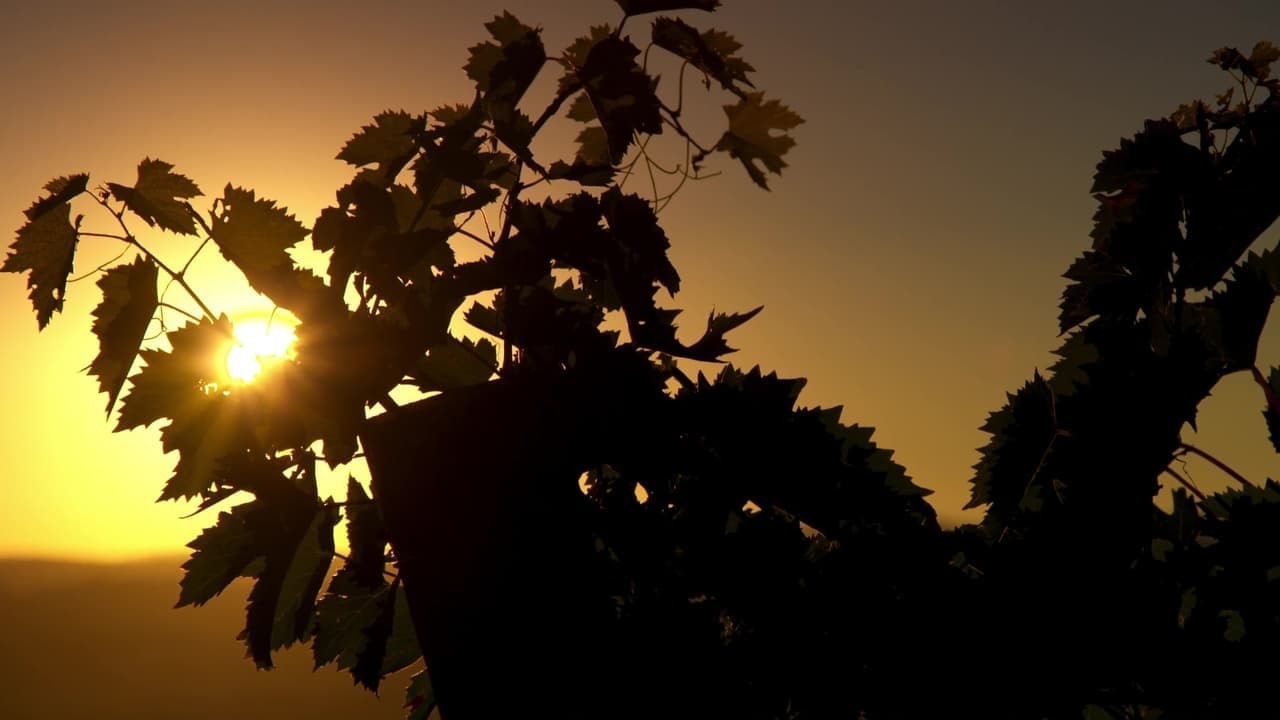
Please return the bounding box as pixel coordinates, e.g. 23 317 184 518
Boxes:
226 319 295 382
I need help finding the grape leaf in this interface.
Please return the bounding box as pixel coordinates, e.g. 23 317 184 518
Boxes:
1264 367 1280 457
244 502 336 669
411 335 497 392
3 191 81 329
966 371 1059 526
176 501 263 608
652 17 754 96
211 185 308 278
341 477 388 589
115 316 251 501
316 577 419 691
403 669 437 720
88 256 158 416
614 0 720 14
713 92 803 189
210 185 335 318
107 158 202 235
337 110 424 178
313 580 388 678
571 36 663 161
681 306 762 360
27 173 90 219
465 12 545 113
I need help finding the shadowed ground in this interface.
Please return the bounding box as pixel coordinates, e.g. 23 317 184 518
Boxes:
0 558 414 719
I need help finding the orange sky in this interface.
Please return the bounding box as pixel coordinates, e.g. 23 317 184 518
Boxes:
2 0 1278 559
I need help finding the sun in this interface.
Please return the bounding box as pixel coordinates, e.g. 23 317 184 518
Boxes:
226 319 296 382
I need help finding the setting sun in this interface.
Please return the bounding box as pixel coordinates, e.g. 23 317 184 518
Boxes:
226 319 296 382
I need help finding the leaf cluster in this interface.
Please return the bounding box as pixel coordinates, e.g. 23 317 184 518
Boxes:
8 4 1280 718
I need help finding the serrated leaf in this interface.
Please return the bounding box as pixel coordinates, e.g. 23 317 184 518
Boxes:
570 36 663 162
212 185 308 278
341 476 388 590
345 571 409 691
413 335 497 392
107 158 201 235
28 174 89 220
380 584 420 675
614 0 720 13
313 581 387 674
714 92 803 189
1264 367 1280 456
337 110 421 175
244 503 336 668
682 306 761 360
464 301 504 337
116 316 249 501
652 17 754 96
176 501 262 608
88 256 158 416
967 371 1058 523
403 669 437 720
3 199 79 329
465 12 545 113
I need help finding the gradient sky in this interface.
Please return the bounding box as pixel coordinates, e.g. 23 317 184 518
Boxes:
2 0 1278 559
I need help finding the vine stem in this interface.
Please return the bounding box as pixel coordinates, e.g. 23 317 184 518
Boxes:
90 192 219 322
1162 466 1208 503
331 551 399 581
1176 442 1256 489
1251 364 1280 414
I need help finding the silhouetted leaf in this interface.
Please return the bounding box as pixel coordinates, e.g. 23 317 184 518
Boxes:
412 335 497 392
176 501 262 608
116 316 247 501
244 503 336 668
340 477 388 590
403 669 437 720
569 35 663 161
88 256 158 416
313 581 387 678
26 173 89 219
1264 367 1280 456
683 306 762 360
713 92 803 189
337 110 423 177
614 0 720 13
107 158 201 235
3 191 80 329
967 371 1058 523
652 17 754 96
466 12 545 114
212 185 308 280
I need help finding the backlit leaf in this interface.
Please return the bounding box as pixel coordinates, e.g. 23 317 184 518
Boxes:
3 193 80 329
176 501 263 608
569 36 663 161
115 316 248 501
713 92 803 189
244 502 336 668
107 158 201 235
212 185 308 279
337 110 423 177
403 669 437 720
465 12 545 114
412 335 497 392
88 256 158 416
652 17 754 96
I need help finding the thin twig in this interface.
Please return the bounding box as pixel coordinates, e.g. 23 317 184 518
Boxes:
1163 466 1208 503
1176 443 1256 489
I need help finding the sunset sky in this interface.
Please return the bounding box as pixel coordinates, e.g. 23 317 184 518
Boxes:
2 0 1279 561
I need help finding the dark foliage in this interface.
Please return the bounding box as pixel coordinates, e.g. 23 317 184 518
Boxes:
5 4 1280 718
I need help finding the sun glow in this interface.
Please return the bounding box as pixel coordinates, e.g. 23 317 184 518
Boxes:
226 319 296 382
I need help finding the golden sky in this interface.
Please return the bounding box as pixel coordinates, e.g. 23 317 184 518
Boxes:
2 0 1278 559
